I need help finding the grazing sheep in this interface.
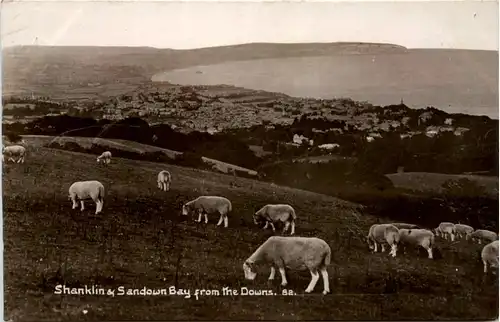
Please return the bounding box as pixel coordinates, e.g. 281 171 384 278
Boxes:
391 223 419 229
398 228 435 259
481 240 499 274
68 180 105 215
455 224 474 240
253 204 297 235
157 170 172 191
366 224 400 257
243 236 331 295
3 145 26 163
470 229 498 245
434 222 456 241
96 151 112 165
182 196 232 228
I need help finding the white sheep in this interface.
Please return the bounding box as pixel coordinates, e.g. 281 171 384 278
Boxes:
242 236 331 295
434 222 456 241
454 224 474 240
3 145 26 163
391 223 419 229
68 180 105 215
157 170 172 191
470 229 498 245
253 204 297 235
481 240 499 274
96 151 112 165
182 196 232 228
366 224 400 257
398 228 435 259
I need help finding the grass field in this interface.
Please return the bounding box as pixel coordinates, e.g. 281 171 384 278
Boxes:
3 146 498 320
19 135 258 176
386 172 499 198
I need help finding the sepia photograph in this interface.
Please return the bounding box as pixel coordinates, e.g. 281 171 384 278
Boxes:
1 0 499 320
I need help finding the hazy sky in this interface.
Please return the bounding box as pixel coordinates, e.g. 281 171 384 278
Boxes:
1 1 498 50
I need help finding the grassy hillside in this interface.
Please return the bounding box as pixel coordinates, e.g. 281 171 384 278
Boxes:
3 146 498 320
386 172 499 198
19 135 258 176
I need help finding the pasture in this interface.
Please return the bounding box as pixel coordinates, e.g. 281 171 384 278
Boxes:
3 146 498 320
386 172 499 198
19 135 258 176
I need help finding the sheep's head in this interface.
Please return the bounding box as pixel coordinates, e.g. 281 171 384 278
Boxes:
181 204 190 216
252 213 262 225
243 261 257 280
96 157 101 163
366 237 374 250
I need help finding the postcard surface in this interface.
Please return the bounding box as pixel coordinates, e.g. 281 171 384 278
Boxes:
1 1 498 320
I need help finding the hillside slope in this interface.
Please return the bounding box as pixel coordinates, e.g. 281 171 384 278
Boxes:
3 147 497 320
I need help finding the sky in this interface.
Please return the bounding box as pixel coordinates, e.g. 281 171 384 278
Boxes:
1 0 498 50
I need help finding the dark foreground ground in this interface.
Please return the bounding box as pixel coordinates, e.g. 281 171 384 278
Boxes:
3 147 498 321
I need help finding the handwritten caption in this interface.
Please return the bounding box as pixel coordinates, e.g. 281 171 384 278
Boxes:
54 285 297 300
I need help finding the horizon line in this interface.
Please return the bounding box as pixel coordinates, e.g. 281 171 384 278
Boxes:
3 41 499 52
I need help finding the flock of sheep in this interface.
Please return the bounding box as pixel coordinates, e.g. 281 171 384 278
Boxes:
367 222 499 274
3 146 500 295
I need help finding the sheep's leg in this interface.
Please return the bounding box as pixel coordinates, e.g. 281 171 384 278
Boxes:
166 182 170 191
283 221 290 234
196 212 202 222
426 247 433 259
305 269 320 293
373 242 378 253
450 233 455 242
390 244 397 257
157 181 162 189
223 215 228 228
263 222 269 230
483 261 488 273
290 221 295 235
268 266 275 280
381 244 386 253
80 200 85 211
204 213 208 224
279 267 287 286
270 222 276 232
320 267 330 295
71 198 78 209
216 214 223 226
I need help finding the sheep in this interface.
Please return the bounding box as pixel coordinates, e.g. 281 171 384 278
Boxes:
366 224 400 257
182 196 232 228
391 223 419 229
253 204 297 235
242 236 331 295
157 170 172 191
481 240 499 274
398 228 435 259
434 222 456 241
2 145 26 163
96 151 112 165
470 229 498 245
68 180 105 215
454 224 474 240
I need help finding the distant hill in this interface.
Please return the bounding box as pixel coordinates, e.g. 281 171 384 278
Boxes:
2 42 498 118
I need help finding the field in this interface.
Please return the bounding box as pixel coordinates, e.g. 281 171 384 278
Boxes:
153 50 499 118
386 172 499 198
19 135 258 176
3 146 498 320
